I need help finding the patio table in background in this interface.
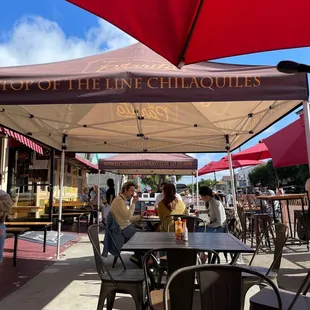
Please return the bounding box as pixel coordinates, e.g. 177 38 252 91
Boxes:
258 194 309 250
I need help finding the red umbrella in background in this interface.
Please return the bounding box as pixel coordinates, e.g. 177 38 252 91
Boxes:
68 0 310 67
198 158 263 176
263 114 308 168
232 142 271 161
198 161 217 176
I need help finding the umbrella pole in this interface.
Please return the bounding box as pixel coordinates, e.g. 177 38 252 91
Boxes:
227 150 237 208
56 148 65 260
196 170 199 207
97 168 101 224
213 171 217 187
303 100 310 175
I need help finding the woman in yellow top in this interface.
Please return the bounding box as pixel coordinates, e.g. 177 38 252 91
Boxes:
157 183 188 232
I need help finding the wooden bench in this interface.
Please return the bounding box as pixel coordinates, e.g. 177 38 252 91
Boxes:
5 221 53 253
6 227 30 266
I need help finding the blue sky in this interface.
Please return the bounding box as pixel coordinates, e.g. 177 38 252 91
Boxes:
1 1 309 184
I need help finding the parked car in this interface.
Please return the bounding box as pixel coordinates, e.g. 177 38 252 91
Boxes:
282 185 305 194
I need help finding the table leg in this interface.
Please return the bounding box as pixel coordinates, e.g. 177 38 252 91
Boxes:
271 201 276 223
286 199 294 238
13 233 18 267
43 228 47 253
300 198 309 251
167 250 196 310
77 215 81 234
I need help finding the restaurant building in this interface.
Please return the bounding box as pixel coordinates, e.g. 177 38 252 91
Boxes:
0 127 97 217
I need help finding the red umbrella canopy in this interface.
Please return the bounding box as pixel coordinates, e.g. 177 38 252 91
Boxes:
232 143 271 161
198 161 217 176
263 114 308 168
198 158 263 176
68 0 310 67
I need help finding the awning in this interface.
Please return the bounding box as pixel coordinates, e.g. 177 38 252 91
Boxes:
0 127 43 155
65 153 98 173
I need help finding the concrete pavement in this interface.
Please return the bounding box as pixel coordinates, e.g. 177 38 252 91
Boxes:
0 235 309 310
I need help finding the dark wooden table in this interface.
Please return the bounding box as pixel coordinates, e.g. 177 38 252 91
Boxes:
123 232 254 310
6 227 30 266
5 222 53 253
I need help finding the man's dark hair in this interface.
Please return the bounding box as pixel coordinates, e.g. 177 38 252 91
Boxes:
121 181 136 193
199 186 220 201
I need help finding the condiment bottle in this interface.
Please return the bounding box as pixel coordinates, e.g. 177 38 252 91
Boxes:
181 219 188 241
175 217 182 240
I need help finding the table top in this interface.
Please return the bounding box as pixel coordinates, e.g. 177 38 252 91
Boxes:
6 227 30 233
258 194 306 200
122 232 254 253
5 222 53 226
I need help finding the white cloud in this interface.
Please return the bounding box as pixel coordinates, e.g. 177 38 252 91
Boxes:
0 15 136 67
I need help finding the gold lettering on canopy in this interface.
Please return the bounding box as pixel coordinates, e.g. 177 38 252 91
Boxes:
0 76 261 92
116 103 170 122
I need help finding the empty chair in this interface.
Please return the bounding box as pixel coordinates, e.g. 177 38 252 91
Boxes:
88 224 145 310
164 264 282 310
250 269 310 310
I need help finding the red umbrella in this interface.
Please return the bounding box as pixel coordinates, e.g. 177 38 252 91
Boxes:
232 142 271 161
263 114 308 168
68 0 310 67
198 158 263 176
198 161 217 176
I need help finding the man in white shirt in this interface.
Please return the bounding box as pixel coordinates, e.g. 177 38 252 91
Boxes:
155 182 182 207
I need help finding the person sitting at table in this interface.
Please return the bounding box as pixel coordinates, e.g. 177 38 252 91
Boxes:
155 181 182 207
196 186 227 232
80 187 89 203
110 181 146 267
0 189 13 264
157 183 188 232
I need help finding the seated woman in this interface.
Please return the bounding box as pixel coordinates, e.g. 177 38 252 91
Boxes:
197 186 227 232
157 183 188 232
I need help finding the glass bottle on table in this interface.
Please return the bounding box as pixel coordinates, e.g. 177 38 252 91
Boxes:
175 217 182 240
182 219 188 241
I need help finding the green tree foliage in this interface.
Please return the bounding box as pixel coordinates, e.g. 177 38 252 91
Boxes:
187 178 216 193
248 160 309 187
139 175 183 191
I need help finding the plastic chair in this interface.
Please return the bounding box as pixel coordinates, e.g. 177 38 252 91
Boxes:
88 224 145 310
164 264 282 310
142 248 220 310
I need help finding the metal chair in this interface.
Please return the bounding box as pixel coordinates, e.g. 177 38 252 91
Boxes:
241 222 289 307
162 214 206 232
164 264 282 310
88 224 145 310
250 268 310 310
142 248 220 310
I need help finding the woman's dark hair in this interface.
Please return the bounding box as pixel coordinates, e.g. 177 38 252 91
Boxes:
199 186 220 201
162 183 177 211
107 178 115 188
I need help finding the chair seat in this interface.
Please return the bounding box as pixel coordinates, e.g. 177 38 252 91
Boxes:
240 265 277 280
250 287 310 310
102 268 145 283
150 289 200 310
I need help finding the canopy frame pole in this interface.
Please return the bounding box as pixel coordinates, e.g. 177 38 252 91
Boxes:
303 100 310 175
226 135 237 208
97 168 101 224
56 134 67 260
196 170 199 207
191 173 194 195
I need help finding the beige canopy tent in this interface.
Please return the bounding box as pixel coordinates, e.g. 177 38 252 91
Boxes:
0 43 307 153
0 43 308 259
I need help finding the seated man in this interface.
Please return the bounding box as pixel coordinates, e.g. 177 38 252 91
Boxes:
110 181 145 266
